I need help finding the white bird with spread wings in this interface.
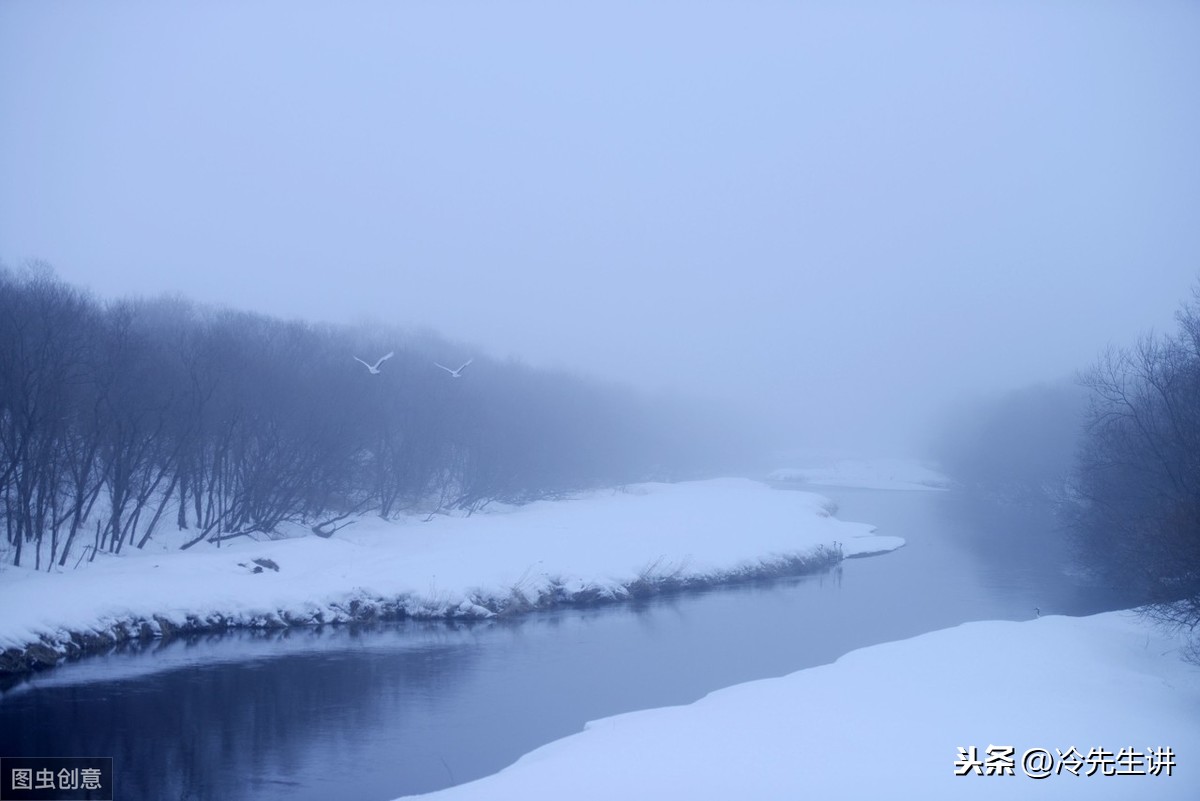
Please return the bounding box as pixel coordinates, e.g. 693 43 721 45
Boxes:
435 358 473 378
354 351 394 374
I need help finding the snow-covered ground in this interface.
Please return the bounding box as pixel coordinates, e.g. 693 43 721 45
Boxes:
770 457 952 491
399 610 1199 800
0 478 901 669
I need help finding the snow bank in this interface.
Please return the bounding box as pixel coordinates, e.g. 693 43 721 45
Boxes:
770 457 951 491
0 478 899 672
399 611 1199 800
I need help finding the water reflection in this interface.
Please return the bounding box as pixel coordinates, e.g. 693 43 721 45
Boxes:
0 489 1119 801
2 626 485 800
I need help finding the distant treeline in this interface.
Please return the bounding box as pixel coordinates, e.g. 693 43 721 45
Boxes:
0 266 744 569
932 379 1087 504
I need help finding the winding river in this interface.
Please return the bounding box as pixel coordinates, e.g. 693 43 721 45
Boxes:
0 486 1117 801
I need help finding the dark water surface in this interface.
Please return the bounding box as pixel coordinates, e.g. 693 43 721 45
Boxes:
0 488 1116 801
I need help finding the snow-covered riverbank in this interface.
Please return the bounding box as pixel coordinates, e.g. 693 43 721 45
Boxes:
0 478 901 674
769 457 952 491
399 610 1199 800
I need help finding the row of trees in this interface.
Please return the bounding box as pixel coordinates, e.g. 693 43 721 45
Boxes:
0 267 743 570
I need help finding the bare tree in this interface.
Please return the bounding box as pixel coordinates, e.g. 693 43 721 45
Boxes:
0 267 96 568
1073 291 1200 636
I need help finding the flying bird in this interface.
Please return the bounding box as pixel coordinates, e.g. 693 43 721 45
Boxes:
354 351 394 374
435 358 473 378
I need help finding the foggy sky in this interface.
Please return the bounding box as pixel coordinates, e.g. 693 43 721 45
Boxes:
2 0 1199 455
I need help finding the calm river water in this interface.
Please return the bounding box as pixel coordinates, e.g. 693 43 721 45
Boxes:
0 487 1117 801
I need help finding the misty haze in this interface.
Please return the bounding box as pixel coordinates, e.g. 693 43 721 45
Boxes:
1 1 1198 800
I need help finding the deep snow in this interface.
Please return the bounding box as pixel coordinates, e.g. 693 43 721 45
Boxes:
398 610 1199 800
0 478 900 669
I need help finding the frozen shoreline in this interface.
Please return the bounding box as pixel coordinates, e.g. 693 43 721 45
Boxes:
0 478 902 675
398 610 1200 800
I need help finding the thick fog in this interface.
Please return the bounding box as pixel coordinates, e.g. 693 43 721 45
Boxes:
2 0 1198 456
